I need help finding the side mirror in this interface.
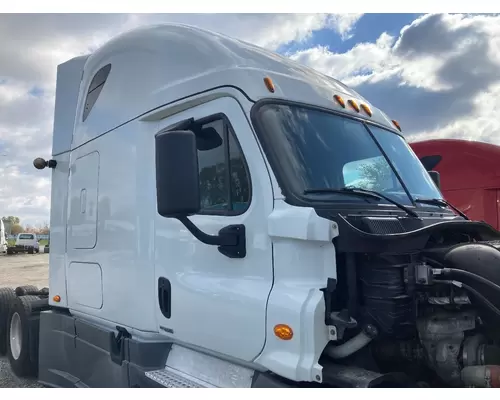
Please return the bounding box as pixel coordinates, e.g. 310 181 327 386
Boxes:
155 129 200 218
154 127 246 259
428 170 441 190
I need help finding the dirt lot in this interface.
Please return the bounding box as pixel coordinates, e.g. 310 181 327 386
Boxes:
0 251 49 289
0 251 49 388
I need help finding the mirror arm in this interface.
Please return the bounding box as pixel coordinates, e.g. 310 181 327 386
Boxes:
178 216 236 246
165 117 195 132
177 216 246 259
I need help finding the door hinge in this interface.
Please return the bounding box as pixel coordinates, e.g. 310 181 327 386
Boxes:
110 325 131 365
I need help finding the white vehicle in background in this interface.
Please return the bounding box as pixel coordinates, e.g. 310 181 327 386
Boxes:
7 233 40 255
0 220 6 253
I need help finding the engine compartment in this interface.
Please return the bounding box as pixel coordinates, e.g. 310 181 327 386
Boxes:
319 214 500 388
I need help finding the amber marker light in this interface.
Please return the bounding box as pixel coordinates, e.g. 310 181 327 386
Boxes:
333 94 346 108
392 120 402 132
360 103 372 117
348 99 360 112
274 324 293 340
53 295 61 303
263 77 275 93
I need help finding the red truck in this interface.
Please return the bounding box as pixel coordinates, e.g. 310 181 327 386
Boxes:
410 139 500 230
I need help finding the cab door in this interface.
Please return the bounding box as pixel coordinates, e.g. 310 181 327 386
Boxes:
154 96 274 362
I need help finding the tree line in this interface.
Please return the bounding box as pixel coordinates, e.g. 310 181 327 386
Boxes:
1 216 49 235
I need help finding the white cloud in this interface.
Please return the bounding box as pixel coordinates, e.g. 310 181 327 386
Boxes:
328 14 364 40
0 13 362 225
290 32 397 86
407 81 500 144
290 13 500 145
0 164 51 225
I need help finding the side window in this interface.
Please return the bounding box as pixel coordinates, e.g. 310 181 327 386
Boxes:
83 64 111 122
196 116 251 214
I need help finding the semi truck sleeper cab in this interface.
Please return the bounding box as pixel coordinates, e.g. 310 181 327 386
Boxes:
1 23 500 388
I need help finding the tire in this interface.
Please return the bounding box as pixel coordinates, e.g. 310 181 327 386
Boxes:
6 295 41 378
15 285 39 296
28 247 34 255
6 248 13 255
0 288 17 355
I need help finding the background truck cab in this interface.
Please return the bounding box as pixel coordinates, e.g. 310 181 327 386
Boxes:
7 233 40 255
0 220 6 253
411 139 500 230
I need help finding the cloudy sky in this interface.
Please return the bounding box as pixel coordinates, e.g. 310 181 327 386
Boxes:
1 13 499 226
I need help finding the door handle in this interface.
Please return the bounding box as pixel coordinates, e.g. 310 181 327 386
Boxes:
158 277 171 319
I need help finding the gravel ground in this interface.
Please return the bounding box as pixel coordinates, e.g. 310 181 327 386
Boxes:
0 358 43 388
0 251 49 388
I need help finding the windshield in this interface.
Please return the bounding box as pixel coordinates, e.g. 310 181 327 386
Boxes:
254 103 443 206
18 234 34 239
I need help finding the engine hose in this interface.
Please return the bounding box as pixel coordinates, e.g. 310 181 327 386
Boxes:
325 329 374 359
444 280 500 319
437 268 500 294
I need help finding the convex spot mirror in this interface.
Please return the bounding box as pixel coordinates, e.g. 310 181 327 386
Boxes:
155 129 201 218
428 170 441 190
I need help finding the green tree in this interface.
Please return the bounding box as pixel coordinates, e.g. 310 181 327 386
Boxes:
2 216 22 236
2 216 20 225
10 224 24 235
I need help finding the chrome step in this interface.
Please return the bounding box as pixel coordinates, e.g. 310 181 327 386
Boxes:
145 366 215 388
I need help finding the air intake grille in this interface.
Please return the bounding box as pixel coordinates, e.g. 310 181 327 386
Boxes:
361 217 406 234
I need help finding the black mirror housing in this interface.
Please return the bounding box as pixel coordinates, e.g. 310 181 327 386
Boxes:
428 170 441 190
155 129 200 218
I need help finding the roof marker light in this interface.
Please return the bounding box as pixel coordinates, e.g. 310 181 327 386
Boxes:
263 77 275 93
360 104 372 117
333 95 346 108
392 120 402 132
348 99 360 113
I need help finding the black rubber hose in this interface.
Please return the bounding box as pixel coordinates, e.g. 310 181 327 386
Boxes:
444 280 500 319
438 268 500 294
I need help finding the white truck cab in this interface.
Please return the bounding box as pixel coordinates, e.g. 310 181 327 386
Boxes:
4 23 500 388
7 232 40 254
0 220 6 253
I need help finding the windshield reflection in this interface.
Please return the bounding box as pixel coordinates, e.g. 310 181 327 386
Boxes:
255 103 443 206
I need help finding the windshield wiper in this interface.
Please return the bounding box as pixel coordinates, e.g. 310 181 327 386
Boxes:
414 198 470 220
304 187 419 218
304 188 379 200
